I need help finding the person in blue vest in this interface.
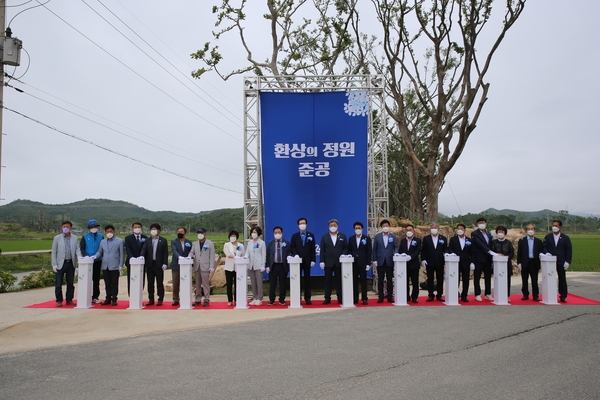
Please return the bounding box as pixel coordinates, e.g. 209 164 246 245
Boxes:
79 219 103 304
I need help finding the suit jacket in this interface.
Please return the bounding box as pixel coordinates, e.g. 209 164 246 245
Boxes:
347 234 372 269
398 236 422 269
124 233 148 267
243 239 267 270
95 236 124 271
372 232 399 267
542 232 573 267
140 236 169 269
290 230 316 265
51 233 80 269
421 234 448 268
189 239 216 272
447 235 473 269
470 229 494 263
319 232 348 268
517 236 543 271
170 238 193 270
491 239 515 276
266 238 291 269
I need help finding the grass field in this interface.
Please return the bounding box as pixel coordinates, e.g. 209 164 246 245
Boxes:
567 233 600 272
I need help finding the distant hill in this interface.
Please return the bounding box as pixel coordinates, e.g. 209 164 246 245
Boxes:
479 208 558 219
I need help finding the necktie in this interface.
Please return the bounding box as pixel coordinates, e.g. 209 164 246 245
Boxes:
301 232 306 246
136 235 140 244
276 240 282 263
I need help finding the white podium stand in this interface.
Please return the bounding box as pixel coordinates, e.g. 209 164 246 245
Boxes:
393 254 410 306
340 255 355 308
492 255 509 305
234 257 249 309
444 254 460 306
76 256 94 309
287 256 303 309
178 257 194 310
540 254 559 305
128 257 145 310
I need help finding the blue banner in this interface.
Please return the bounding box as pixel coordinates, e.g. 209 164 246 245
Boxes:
260 91 369 276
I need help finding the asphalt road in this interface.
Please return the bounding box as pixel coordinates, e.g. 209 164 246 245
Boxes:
1 274 599 400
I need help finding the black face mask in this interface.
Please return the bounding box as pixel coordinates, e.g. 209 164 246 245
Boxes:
177 233 185 239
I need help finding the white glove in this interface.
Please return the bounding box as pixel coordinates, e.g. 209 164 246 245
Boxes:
394 253 400 257
372 261 377 268
421 260 427 267
310 262 315 267
366 265 371 271
90 255 96 260
118 267 123 272
547 253 553 257
260 267 265 272
319 262 325 270
564 262 569 270
517 264 522 271
209 268 214 273
162 264 167 271
52 266 58 272
470 263 475 271
406 255 411 261
488 251 497 256
266 267 270 274
450 253 457 257
294 254 300 258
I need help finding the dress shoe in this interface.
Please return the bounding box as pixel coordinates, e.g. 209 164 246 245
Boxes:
533 296 540 302
461 296 469 302
386 297 393 303
362 299 368 305
268 301 274 306
560 297 567 303
426 295 434 302
146 301 155 306
101 299 111 306
322 299 331 305
436 295 443 301
279 300 287 306
377 298 384 303
203 300 210 307
412 298 419 304
55 301 63 307
172 301 179 306
66 300 75 306
521 296 529 301
193 301 200 306
156 301 163 306
111 300 118 306
305 300 312 305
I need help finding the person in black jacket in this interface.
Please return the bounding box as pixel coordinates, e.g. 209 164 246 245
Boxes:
471 217 494 301
319 219 348 305
491 225 514 300
346 222 372 305
420 222 448 301
289 217 316 305
447 223 474 302
140 223 169 306
398 224 422 303
542 220 573 303
517 224 543 301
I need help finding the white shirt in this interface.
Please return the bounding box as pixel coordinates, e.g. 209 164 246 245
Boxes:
431 235 438 249
554 233 560 246
330 233 337 246
356 235 362 247
383 234 388 248
459 236 466 250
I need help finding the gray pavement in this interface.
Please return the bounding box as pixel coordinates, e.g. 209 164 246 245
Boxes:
0 272 599 399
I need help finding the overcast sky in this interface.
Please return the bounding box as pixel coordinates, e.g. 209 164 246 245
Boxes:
2 0 599 217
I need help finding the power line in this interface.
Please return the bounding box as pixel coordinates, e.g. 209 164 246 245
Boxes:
37 0 242 143
3 105 243 194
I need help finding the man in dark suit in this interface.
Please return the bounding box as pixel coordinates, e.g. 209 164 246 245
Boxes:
266 226 291 305
124 222 148 296
447 223 474 302
290 217 316 305
471 217 495 302
542 220 573 303
170 227 193 306
398 224 422 303
140 223 169 306
420 222 448 301
372 219 398 303
319 219 348 305
517 224 543 301
347 221 372 305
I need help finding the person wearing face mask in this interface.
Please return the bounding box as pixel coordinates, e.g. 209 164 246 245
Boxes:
244 226 266 306
542 220 572 303
470 217 495 301
266 226 291 305
140 223 169 306
51 221 80 307
347 222 372 305
319 219 348 305
79 219 103 304
400 224 422 303
124 222 147 296
372 219 399 303
224 230 244 306
447 223 474 302
517 224 543 301
491 225 514 300
420 222 448 302
189 228 216 307
290 217 316 305
169 227 192 307
94 225 124 306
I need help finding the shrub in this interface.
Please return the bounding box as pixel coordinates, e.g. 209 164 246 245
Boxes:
18 268 56 290
0 270 17 292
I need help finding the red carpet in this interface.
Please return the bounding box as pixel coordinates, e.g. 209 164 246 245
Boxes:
24 293 600 309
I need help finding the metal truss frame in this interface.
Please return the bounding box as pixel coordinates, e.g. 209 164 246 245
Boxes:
243 75 388 238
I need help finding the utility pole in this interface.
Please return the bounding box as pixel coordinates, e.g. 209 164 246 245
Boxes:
0 0 5 205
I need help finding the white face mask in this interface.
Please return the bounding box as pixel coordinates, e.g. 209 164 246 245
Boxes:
355 229 362 236
430 228 438 235
329 226 338 233
106 233 114 239
133 228 142 234
497 233 505 239
382 227 390 233
406 231 414 238
150 229 158 237
230 236 237 243
251 233 258 239
274 233 282 240
478 223 487 230
298 224 307 231
197 233 205 240
552 226 560 233
527 230 535 236
89 228 98 234
456 229 464 236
